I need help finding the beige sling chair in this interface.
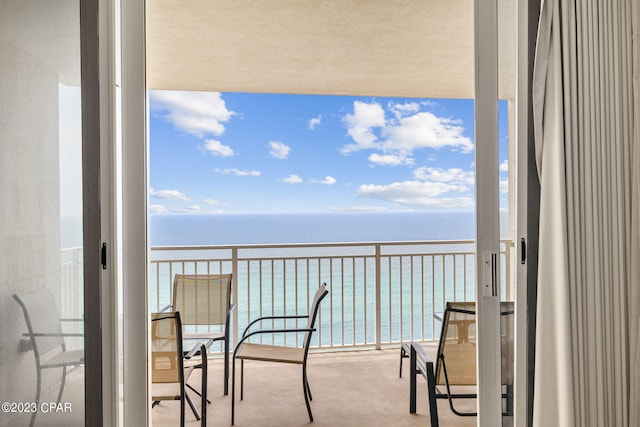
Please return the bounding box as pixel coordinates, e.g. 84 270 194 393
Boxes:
164 273 235 397
151 311 208 427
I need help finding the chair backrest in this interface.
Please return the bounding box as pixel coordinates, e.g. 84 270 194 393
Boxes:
303 283 329 352
172 274 232 327
151 311 185 384
13 287 65 357
435 301 476 385
434 301 514 386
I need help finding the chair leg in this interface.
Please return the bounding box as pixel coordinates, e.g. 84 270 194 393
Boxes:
400 343 410 378
425 360 440 427
185 392 201 420
409 346 417 414
201 351 207 427
240 359 244 401
186 383 211 405
224 337 229 395
302 365 313 422
305 376 313 401
30 366 42 427
180 390 186 427
231 356 236 426
57 366 67 403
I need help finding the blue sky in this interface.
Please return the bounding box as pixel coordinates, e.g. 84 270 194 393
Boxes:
149 91 509 214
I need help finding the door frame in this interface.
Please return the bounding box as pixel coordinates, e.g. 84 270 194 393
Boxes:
120 0 149 425
81 0 106 425
114 0 531 424
474 0 504 423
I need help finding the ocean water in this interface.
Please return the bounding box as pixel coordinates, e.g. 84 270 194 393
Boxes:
149 211 508 246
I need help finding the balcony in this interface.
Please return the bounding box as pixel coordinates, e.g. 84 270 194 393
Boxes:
146 240 510 425
58 239 513 425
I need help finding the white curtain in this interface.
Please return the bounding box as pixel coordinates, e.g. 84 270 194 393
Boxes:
631 1 640 425
532 0 639 425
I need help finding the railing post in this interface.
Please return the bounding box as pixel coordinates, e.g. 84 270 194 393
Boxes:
232 247 239 347
375 244 381 350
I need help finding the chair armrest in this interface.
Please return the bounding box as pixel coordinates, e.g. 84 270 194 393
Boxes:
23 332 85 337
411 341 434 365
241 315 308 338
184 341 207 359
20 332 84 352
234 327 315 354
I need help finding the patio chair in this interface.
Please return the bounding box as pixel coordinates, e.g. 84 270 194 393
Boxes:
151 311 208 427
13 287 84 427
408 301 514 425
165 273 235 396
231 283 329 425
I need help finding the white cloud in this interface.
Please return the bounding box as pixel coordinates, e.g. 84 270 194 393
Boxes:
341 101 473 161
369 153 414 166
357 180 474 209
500 160 509 172
282 174 303 184
269 141 291 159
388 101 420 119
382 112 473 153
150 204 169 213
149 188 191 202
172 204 203 214
413 167 475 188
149 91 234 138
341 101 386 153
308 115 322 130
203 198 220 205
201 139 234 157
312 176 337 185
214 168 261 176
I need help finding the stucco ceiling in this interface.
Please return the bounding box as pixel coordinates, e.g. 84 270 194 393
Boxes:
146 0 516 100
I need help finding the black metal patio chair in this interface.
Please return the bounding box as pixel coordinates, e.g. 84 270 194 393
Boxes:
408 301 515 425
231 283 329 425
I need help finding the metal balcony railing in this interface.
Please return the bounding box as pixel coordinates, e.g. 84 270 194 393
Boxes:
148 239 514 353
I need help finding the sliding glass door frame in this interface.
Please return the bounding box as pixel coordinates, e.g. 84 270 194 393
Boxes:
114 0 531 424
474 0 506 424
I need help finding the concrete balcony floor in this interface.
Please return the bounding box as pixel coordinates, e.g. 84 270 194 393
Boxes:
152 346 479 427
